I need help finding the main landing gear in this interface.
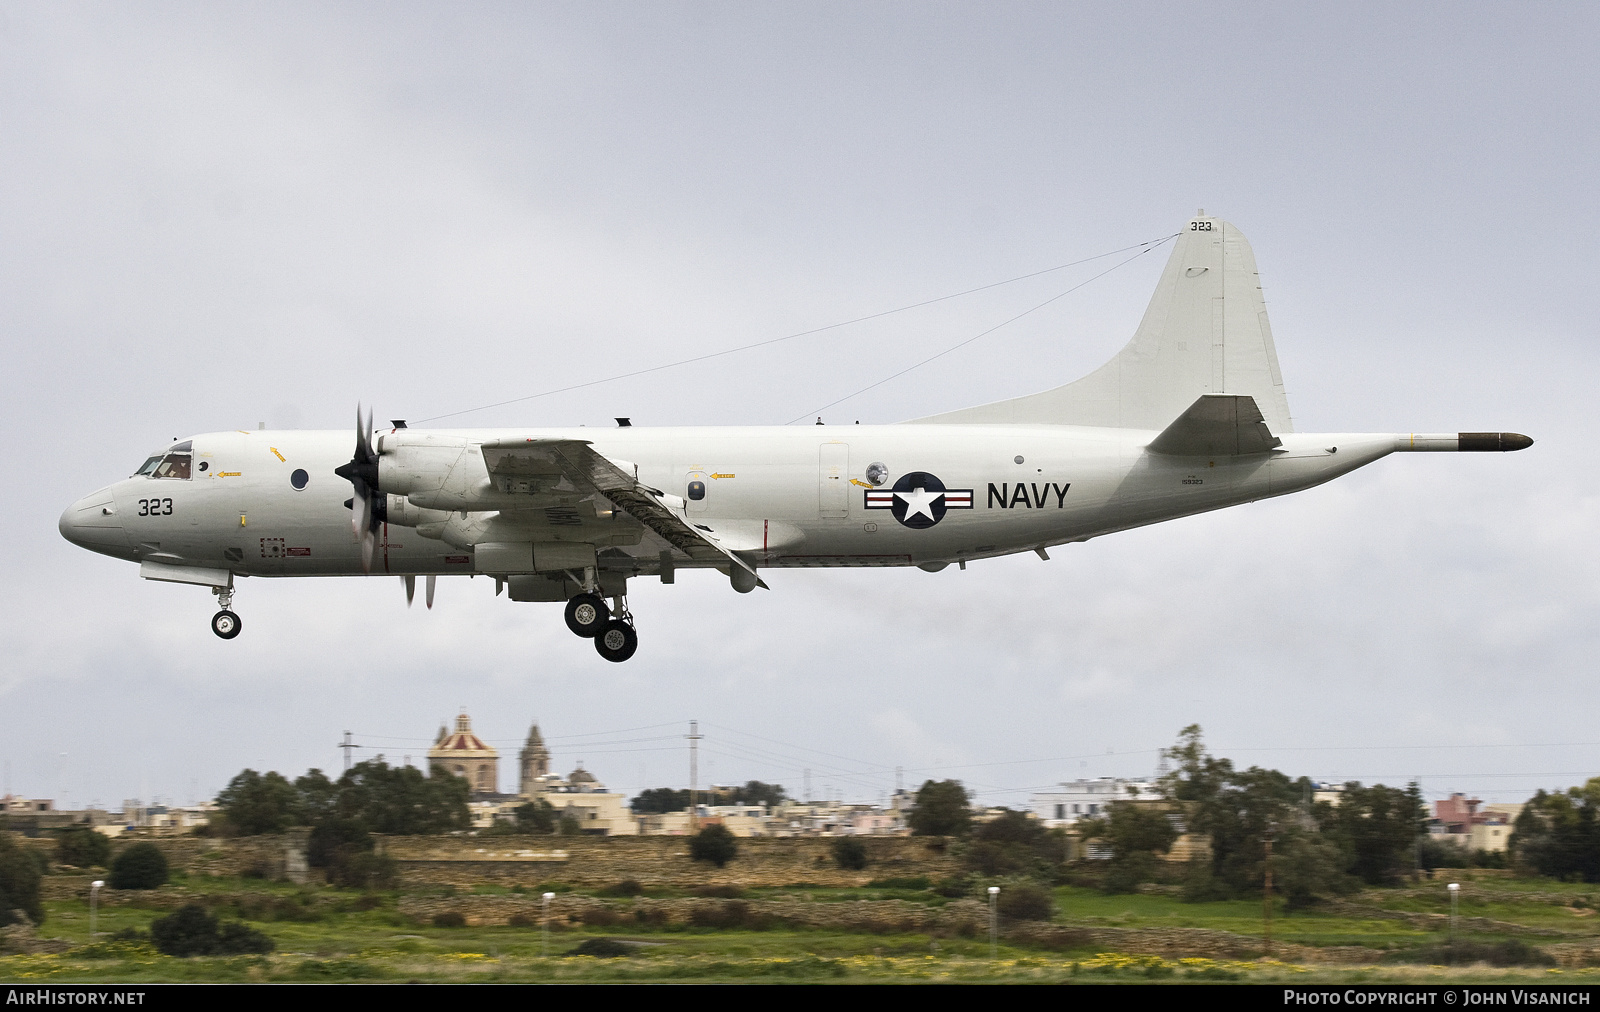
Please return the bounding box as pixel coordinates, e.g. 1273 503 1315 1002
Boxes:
210 586 242 640
563 591 638 662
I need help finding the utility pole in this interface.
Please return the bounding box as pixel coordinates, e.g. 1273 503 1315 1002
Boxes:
688 721 702 831
339 731 360 772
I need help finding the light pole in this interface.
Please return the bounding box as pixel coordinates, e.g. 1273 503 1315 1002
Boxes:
89 880 104 940
1447 882 1460 949
987 886 1000 959
1263 822 1276 957
541 891 554 957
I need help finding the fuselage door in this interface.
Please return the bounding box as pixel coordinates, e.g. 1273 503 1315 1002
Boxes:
819 442 849 519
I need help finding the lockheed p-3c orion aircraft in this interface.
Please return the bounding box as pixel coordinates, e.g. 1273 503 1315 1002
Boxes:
59 213 1532 662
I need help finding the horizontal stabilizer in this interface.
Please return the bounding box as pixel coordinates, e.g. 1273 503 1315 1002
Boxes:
1147 394 1281 456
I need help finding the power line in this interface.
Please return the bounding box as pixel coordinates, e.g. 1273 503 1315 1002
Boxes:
414 235 1177 424
788 237 1175 423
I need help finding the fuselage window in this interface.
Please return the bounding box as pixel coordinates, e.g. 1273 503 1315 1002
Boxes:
687 480 706 500
152 453 192 480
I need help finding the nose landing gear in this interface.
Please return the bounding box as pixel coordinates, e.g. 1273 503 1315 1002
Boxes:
210 586 242 640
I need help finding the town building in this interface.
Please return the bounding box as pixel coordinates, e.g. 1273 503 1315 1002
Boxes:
1030 777 1157 827
1429 792 1514 853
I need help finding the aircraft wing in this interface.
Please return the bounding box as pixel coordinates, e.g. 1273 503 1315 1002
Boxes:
480 438 768 588
1146 394 1283 456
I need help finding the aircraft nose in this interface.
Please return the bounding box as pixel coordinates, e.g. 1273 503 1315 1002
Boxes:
60 489 132 554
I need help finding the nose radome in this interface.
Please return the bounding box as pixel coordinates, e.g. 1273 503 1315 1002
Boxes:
60 489 130 552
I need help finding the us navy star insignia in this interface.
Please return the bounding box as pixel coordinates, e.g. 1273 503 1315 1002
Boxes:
863 471 973 529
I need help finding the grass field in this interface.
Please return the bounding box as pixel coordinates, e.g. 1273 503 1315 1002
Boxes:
6 872 1600 984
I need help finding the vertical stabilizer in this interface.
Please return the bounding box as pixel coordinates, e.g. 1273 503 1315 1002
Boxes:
911 214 1294 433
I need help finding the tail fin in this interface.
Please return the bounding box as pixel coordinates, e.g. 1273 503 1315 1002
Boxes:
911 213 1294 433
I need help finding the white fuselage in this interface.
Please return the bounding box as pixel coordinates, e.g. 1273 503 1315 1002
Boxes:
61 424 1399 580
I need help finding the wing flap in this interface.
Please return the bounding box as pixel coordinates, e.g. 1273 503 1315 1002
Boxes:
1147 394 1282 456
480 438 767 588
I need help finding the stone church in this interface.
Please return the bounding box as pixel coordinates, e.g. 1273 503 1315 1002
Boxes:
427 713 609 801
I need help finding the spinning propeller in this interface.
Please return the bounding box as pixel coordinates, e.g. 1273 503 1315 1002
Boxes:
402 574 437 609
333 405 386 573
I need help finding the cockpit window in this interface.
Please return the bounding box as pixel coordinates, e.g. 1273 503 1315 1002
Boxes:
135 455 163 477
151 453 192 480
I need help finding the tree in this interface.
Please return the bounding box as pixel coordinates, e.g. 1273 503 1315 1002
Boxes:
56 826 112 869
513 799 556 834
1081 801 1179 893
964 808 1064 877
1511 779 1600 882
631 788 692 814
337 760 470 836
909 780 971 837
1316 782 1426 885
1275 833 1356 911
1160 725 1313 898
689 824 739 867
726 781 787 808
215 769 300 836
831 836 867 870
110 842 169 890
0 833 44 926
293 769 339 825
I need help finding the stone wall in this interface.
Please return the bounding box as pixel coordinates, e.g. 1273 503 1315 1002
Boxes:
28 831 957 890
376 835 960 888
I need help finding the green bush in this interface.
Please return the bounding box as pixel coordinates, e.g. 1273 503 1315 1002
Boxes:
598 878 644 897
56 827 112 869
149 903 274 956
0 834 44 926
431 911 466 928
995 881 1055 922
567 937 632 958
831 836 868 870
689 824 738 867
1392 939 1554 967
110 842 169 890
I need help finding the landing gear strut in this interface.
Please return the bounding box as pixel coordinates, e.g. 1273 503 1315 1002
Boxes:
211 586 241 640
594 596 637 663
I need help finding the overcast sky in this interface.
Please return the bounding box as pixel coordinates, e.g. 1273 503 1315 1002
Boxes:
3 3 1596 813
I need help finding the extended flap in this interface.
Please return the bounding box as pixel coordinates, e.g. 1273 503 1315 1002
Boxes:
1147 394 1282 456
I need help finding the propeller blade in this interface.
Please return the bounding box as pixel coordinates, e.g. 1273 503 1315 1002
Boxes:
403 575 415 605
425 574 436 610
352 485 371 541
360 528 376 573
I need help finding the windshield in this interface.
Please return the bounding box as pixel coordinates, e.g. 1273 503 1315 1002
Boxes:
151 453 191 480
135 455 163 477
